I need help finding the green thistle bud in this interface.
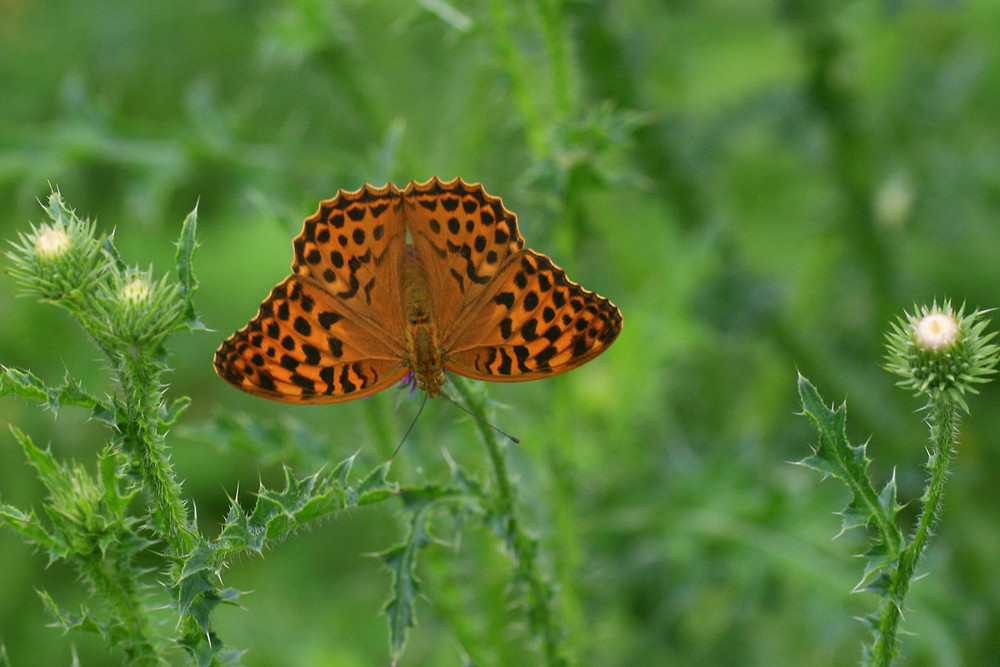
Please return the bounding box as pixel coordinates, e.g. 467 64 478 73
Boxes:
5 189 106 304
96 267 183 350
885 301 1000 410
33 223 73 261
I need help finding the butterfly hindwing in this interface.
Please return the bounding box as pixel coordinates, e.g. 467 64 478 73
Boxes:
214 276 409 403
444 250 622 381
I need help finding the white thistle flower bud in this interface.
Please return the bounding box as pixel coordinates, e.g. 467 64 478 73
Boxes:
885 301 1000 411
914 312 959 352
120 277 152 306
33 224 72 261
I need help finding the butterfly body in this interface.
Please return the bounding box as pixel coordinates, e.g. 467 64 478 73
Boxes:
399 245 446 396
215 177 622 403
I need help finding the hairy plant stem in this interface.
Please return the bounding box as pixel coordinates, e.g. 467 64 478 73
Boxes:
871 397 957 667
489 0 547 157
116 350 196 556
83 556 160 665
536 0 574 118
450 378 567 667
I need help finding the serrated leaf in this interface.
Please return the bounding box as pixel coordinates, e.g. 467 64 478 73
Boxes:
356 461 398 506
162 396 192 428
857 571 894 597
878 470 903 522
837 497 871 536
38 591 104 636
0 366 49 403
0 502 56 549
332 452 356 486
174 204 207 331
177 568 217 620
0 366 115 424
9 425 60 482
102 234 127 274
797 374 904 552
855 540 895 592
179 628 245 667
795 452 838 479
378 500 433 661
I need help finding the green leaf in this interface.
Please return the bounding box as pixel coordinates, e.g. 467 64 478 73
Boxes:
0 366 48 403
177 544 220 619
355 461 398 506
796 374 904 553
378 497 434 661
855 540 895 593
9 425 61 483
0 501 56 550
161 396 192 428
0 366 115 424
174 204 207 331
102 233 127 274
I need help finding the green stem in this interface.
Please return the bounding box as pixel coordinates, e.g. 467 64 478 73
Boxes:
117 351 196 556
871 397 957 666
450 378 567 667
489 0 548 158
84 557 161 666
536 0 574 117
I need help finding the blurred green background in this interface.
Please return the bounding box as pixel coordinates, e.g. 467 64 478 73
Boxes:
3 0 1000 665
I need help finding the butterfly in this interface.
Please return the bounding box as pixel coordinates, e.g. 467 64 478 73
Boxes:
214 177 622 403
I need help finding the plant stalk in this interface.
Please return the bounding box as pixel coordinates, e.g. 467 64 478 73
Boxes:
871 397 957 666
450 378 567 667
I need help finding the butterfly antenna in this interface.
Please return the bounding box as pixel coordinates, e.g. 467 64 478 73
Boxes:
442 394 520 444
391 391 429 461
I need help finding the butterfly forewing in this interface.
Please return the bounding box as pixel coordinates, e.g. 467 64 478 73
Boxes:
403 178 526 330
292 184 408 336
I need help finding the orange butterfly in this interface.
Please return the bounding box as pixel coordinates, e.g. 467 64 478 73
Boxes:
214 177 622 403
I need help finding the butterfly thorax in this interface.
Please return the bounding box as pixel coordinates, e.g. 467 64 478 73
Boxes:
400 245 445 396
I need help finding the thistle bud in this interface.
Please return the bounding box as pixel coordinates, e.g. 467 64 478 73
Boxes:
5 190 105 302
33 224 73 261
885 301 999 410
914 312 959 352
99 268 183 349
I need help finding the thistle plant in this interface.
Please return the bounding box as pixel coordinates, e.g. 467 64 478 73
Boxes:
798 302 999 667
1 190 568 666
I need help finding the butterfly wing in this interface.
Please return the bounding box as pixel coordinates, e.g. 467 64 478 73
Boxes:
403 177 622 382
291 183 408 334
215 184 412 403
402 177 526 329
443 250 622 381
214 276 410 403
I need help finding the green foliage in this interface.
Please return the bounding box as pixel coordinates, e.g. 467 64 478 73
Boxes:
4 0 1000 665
798 306 998 666
1 192 572 665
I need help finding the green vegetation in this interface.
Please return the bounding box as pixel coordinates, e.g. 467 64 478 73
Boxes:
3 1 1000 665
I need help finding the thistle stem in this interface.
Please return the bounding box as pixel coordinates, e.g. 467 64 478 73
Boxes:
117 351 196 556
450 378 567 667
871 397 957 666
83 556 160 665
